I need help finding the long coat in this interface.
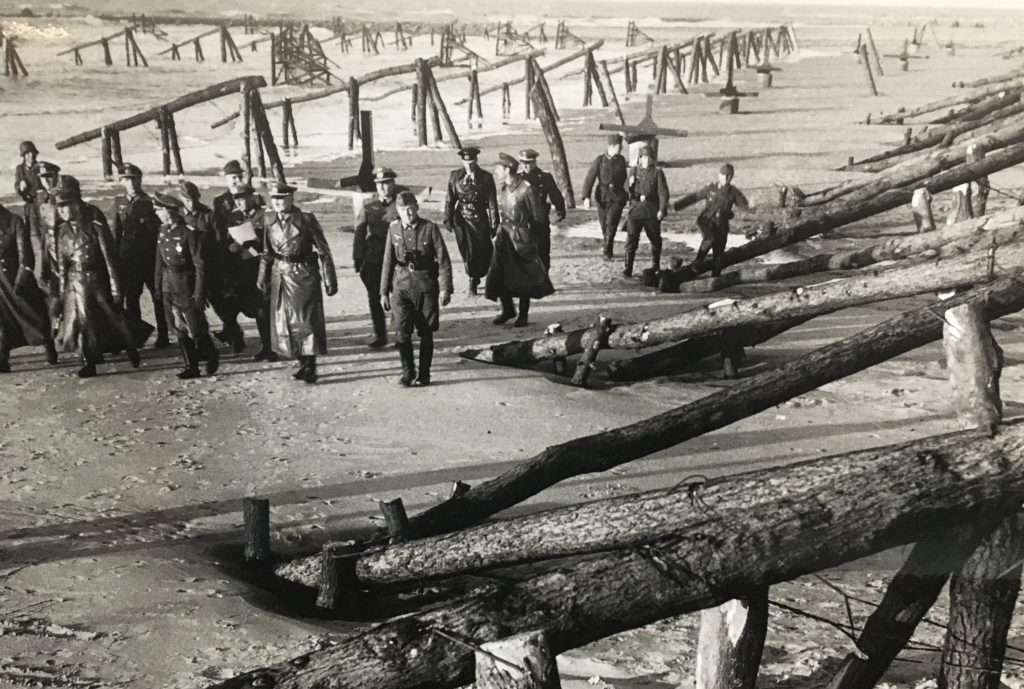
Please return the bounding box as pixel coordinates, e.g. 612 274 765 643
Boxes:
55 205 150 357
444 166 497 278
0 205 49 353
484 175 555 301
210 190 267 318
258 207 337 358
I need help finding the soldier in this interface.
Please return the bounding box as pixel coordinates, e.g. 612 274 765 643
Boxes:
444 146 497 295
673 163 750 277
517 148 565 271
623 145 669 278
380 190 452 387
34 162 64 365
14 141 43 230
353 167 408 349
485 153 554 327
0 195 51 373
257 182 338 385
153 192 219 380
581 134 629 261
210 161 274 360
113 163 168 348
53 176 143 378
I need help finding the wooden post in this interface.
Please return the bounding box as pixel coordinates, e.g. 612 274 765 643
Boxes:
315 542 361 612
158 108 172 178
472 70 484 128
590 52 608 107
583 50 593 106
358 110 375 191
282 97 292 150
165 111 184 177
502 82 511 119
910 188 935 233
379 498 411 543
242 497 271 563
411 82 419 130
532 59 559 122
416 58 428 146
601 60 626 126
859 44 878 96
525 58 535 119
249 89 286 183
110 130 123 169
476 631 561 689
101 37 112 66
530 82 575 209
241 81 252 179
220 24 228 62
943 301 1003 435
270 33 277 85
425 65 462 149
571 315 612 387
696 587 769 689
101 127 113 180
348 77 360 150
866 28 884 77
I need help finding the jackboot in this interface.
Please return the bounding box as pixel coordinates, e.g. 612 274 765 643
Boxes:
293 357 308 380
622 250 636 277
253 311 279 362
514 298 531 328
198 334 220 375
397 341 416 386
468 276 480 295
492 295 517 325
45 339 58 365
0 358 9 374
415 334 434 386
176 336 201 379
369 299 388 348
651 246 661 273
77 357 97 378
153 300 170 348
302 355 318 385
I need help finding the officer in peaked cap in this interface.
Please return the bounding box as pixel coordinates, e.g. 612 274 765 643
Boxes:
353 166 408 349
112 162 167 347
517 148 565 271
444 145 497 295
581 133 629 260
153 190 218 380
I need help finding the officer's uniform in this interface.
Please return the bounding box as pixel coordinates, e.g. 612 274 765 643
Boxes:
0 204 50 372
444 147 497 292
688 182 749 277
354 171 408 346
624 161 669 276
519 149 565 271
581 142 628 259
153 192 218 378
112 166 166 345
380 207 453 386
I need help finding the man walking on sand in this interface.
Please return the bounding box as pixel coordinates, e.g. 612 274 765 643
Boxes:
581 134 628 261
444 146 497 296
623 145 668 278
674 163 751 277
518 148 565 271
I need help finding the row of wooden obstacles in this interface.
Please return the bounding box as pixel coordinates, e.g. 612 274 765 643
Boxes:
214 270 1024 689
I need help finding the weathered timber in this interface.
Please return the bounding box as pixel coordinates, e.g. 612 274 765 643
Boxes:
570 315 611 387
56 76 267 149
243 497 271 563
459 240 1024 367
875 79 1024 124
364 50 543 103
865 28 884 77
462 40 604 103
944 303 1004 435
222 420 1024 689
600 59 626 126
249 89 286 183
424 64 462 149
931 91 1024 126
681 141 1024 283
697 588 769 689
476 631 561 689
529 81 574 209
860 45 878 96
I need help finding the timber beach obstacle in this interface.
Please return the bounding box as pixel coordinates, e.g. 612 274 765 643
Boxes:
59 25 148 67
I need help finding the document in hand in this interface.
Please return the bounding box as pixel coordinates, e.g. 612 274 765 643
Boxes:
228 220 258 246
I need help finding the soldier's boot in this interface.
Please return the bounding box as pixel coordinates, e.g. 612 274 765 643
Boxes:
199 334 220 375
514 298 531 328
77 355 97 379
176 337 201 380
253 312 279 362
293 357 308 380
152 300 170 349
0 342 9 373
415 334 434 387
492 295 517 325
603 235 615 261
126 346 141 369
468 277 480 296
216 320 245 353
651 246 662 273
397 341 416 387
623 250 636 277
45 339 59 365
302 356 318 385
369 301 388 348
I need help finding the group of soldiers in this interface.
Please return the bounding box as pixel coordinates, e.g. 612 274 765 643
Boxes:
0 133 749 387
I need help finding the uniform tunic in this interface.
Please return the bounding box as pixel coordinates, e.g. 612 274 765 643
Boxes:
522 166 565 270
210 190 267 320
112 192 162 301
625 165 670 264
258 208 337 358
15 163 44 269
55 205 145 360
581 153 628 248
380 216 453 341
484 175 555 301
444 166 497 279
685 182 750 275
154 217 209 340
0 206 48 355
354 186 408 299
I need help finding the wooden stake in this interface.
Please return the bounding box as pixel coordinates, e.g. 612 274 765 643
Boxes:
525 58 535 119
348 77 360 150
476 631 561 689
425 65 462 148
316 542 361 612
165 110 184 177
101 127 114 180
696 587 769 689
532 59 559 122
866 28 884 77
416 58 428 145
571 315 611 387
529 81 575 209
859 44 878 96
158 108 172 177
249 89 286 183
242 497 271 563
110 129 123 169
583 50 593 106
601 59 626 126
240 80 252 179
590 52 608 106
379 498 411 543
943 301 1003 435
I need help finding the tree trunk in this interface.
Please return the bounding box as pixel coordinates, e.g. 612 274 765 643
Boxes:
680 141 1024 283
476 631 561 689
460 241 1024 367
874 80 1021 125
215 423 1024 689
697 589 769 689
530 80 575 209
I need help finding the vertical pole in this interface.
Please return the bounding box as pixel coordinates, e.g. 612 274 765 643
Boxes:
866 28 885 77
241 81 253 180
166 111 184 177
859 44 878 96
110 130 123 169
249 88 286 183
696 587 769 689
270 33 277 85
473 71 483 127
348 77 360 150
358 110 375 190
282 97 292 150
591 53 608 106
601 60 626 126
583 50 593 106
102 37 112 66
101 127 113 180
221 25 228 63
242 497 271 563
525 57 535 119
411 82 419 132
415 58 428 146
529 83 575 209
158 108 171 178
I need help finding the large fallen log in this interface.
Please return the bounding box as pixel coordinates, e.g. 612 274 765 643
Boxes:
875 78 1023 124
679 141 1024 284
217 421 1024 689
459 240 1024 367
929 90 1024 126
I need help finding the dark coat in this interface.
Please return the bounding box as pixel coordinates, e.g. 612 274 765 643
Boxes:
581 153 628 206
444 165 497 278
628 166 670 220
354 186 408 272
523 167 566 223
485 175 554 300
0 205 48 351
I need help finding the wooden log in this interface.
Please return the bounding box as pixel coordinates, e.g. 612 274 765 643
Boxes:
110 130 123 169
877 80 1024 125
466 40 605 104
344 277 1024 549
227 420 1024 689
243 497 271 563
681 141 1024 283
583 50 593 105
428 86 444 143
600 59 626 126
524 57 535 119
589 52 608 107
348 77 360 150
416 58 428 146
165 110 184 176
826 527 996 689
315 542 361 612
158 108 172 177
696 588 769 689
240 81 253 179
866 27 884 77
931 91 1023 127
101 127 114 180
570 315 611 387
425 65 462 149
282 98 293 149
859 45 878 96
476 631 561 689
380 498 411 543
532 59 559 123
249 89 286 183
945 302 1004 435
529 81 575 209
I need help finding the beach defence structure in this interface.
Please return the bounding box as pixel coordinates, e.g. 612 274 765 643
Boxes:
53 76 279 181
271 24 337 86
625 20 655 48
3 36 27 78
59 25 149 67
158 25 243 63
210 277 1024 689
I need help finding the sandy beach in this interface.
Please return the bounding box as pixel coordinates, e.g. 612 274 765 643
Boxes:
2 2 1024 687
